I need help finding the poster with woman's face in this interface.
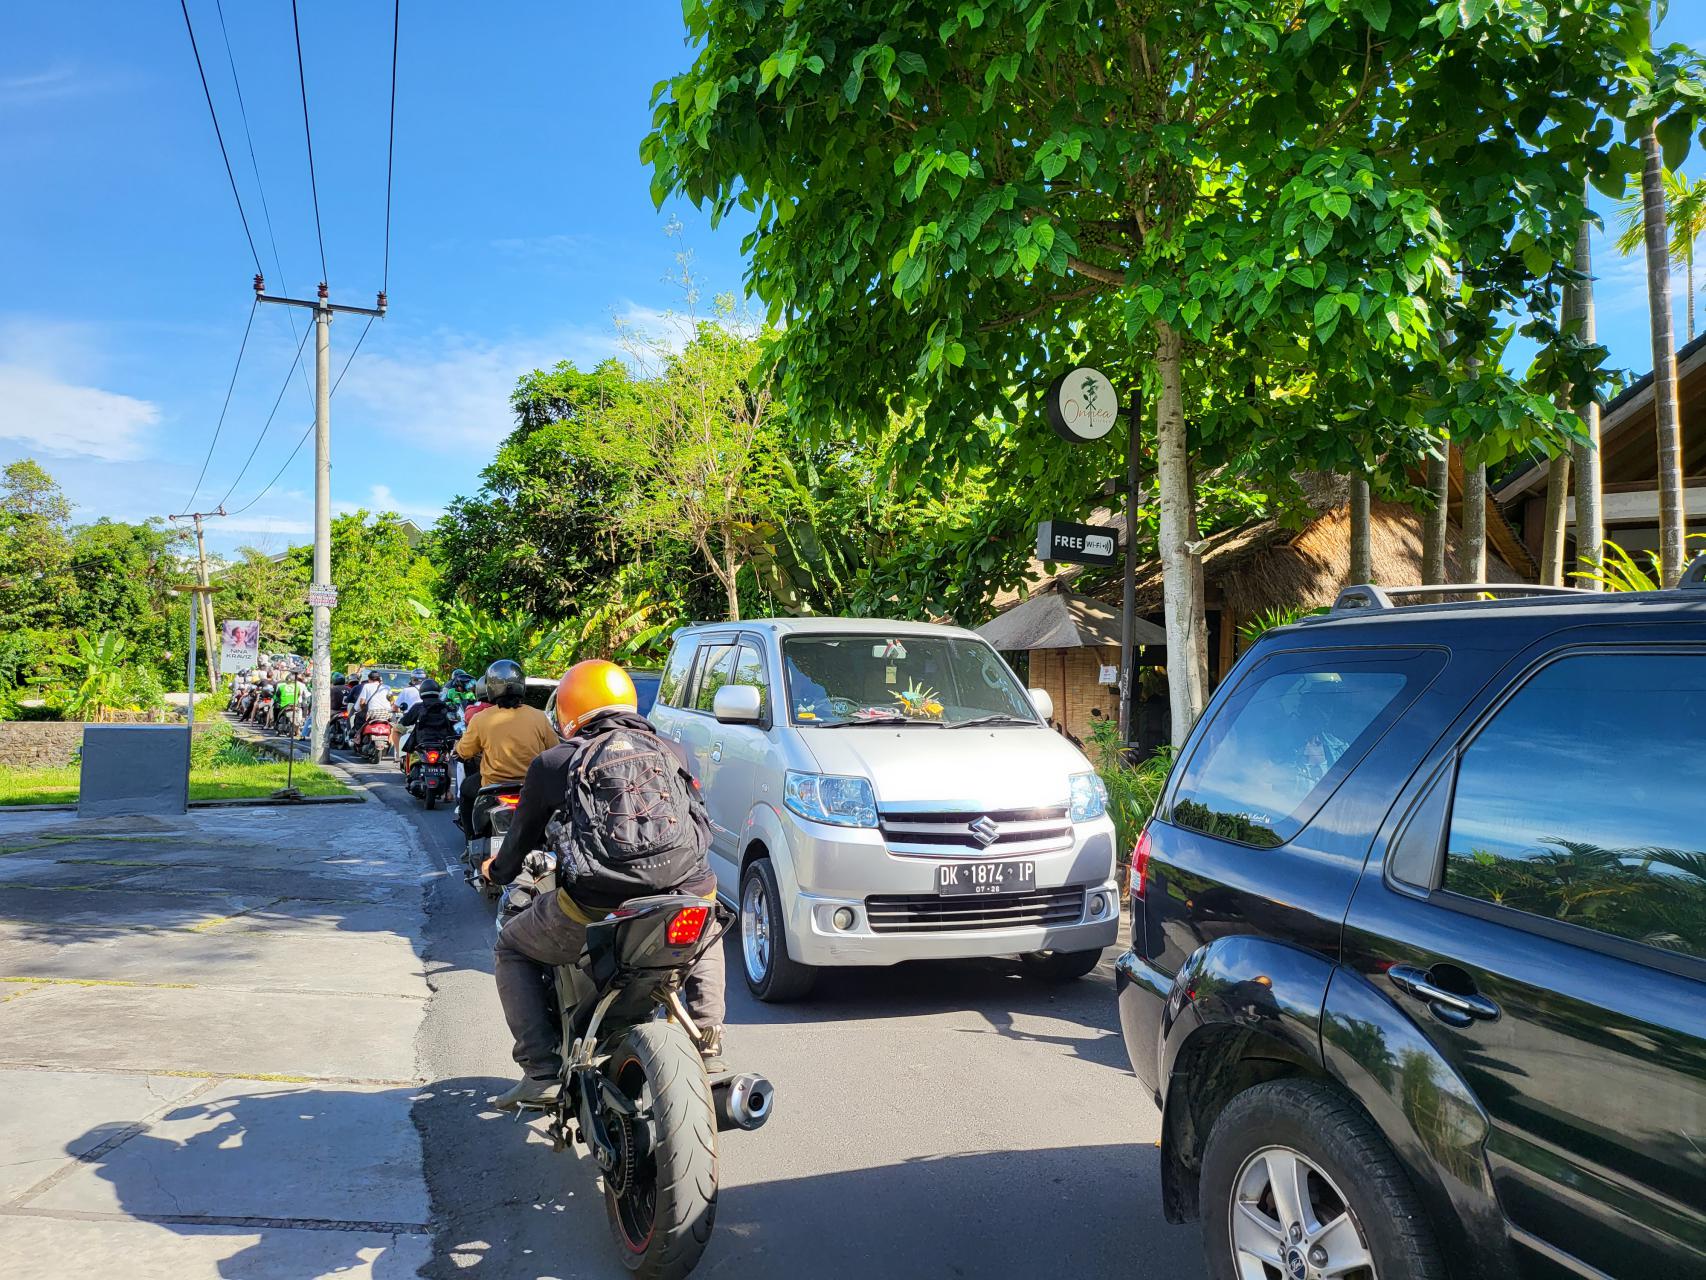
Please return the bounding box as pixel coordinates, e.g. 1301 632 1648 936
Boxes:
220 621 260 669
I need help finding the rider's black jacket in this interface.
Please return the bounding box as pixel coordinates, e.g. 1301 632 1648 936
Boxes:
400 697 456 738
490 709 714 906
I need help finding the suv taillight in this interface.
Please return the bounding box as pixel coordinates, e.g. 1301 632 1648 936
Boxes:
1131 825 1152 900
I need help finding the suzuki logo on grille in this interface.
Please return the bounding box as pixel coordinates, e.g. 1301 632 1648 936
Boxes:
969 816 1001 847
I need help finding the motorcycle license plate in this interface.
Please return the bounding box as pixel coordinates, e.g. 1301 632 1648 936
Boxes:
936 860 1036 897
424 765 446 784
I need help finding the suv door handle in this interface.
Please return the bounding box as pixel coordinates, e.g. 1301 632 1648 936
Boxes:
1389 965 1500 1026
710 742 722 763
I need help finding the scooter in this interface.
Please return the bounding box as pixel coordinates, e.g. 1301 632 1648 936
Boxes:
461 783 520 899
327 709 352 752
496 852 773 1277
403 735 456 810
359 716 394 763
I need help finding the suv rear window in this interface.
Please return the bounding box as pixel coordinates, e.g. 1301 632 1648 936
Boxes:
1171 648 1444 847
1444 651 1706 962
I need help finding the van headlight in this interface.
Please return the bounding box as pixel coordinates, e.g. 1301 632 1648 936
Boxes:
783 771 879 828
1069 772 1108 822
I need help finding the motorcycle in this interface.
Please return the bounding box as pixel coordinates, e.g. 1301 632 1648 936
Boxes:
327 708 352 751
359 715 395 763
403 735 456 810
496 850 773 1277
461 782 520 899
251 688 275 728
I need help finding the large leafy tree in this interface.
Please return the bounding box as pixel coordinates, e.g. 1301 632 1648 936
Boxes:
212 546 310 655
646 0 1648 742
292 512 440 669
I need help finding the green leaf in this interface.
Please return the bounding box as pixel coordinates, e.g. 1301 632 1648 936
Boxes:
1656 111 1695 172
1365 0 1390 32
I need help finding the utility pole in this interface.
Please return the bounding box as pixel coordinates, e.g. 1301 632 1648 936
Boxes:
254 276 386 762
169 508 225 694
1119 385 1142 746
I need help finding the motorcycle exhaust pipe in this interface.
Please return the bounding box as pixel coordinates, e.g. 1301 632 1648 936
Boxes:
711 1072 774 1132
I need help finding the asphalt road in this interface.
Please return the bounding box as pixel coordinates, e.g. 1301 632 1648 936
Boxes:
339 754 1206 1280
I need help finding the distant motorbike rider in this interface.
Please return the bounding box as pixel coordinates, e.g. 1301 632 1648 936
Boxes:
352 670 388 733
483 660 725 1109
443 669 475 714
395 675 423 717
453 659 557 836
396 678 454 766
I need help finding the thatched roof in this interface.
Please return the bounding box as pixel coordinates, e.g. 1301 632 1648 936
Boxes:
976 589 1167 651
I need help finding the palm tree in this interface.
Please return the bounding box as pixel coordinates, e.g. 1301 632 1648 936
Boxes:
1631 131 1688 586
1615 168 1706 342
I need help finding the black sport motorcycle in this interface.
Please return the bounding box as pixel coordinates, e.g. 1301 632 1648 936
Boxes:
403 733 456 810
498 852 773 1278
461 781 521 899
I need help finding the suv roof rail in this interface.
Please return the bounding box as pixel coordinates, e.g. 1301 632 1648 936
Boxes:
1681 555 1706 589
1331 582 1594 614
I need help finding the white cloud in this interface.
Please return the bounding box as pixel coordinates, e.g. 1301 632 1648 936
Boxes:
0 364 160 462
334 483 442 525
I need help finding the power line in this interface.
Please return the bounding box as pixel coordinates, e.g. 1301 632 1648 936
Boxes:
212 0 312 408
383 0 400 293
216 321 314 509
177 0 262 274
290 0 329 285
226 315 376 517
178 294 259 516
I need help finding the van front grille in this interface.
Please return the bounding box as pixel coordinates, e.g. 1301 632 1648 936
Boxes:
878 805 1073 858
863 887 1086 934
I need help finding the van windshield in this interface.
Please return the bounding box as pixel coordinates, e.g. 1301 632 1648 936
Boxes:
782 635 1038 727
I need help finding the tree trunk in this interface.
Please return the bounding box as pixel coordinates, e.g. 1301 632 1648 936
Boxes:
1421 445 1450 585
1462 460 1487 583
1688 241 1697 343
1154 322 1206 747
1642 128 1687 585
1569 218 1604 587
1539 453 1571 586
1349 472 1373 585
723 549 741 622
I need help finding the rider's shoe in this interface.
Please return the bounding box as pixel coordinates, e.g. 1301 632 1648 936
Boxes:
699 1024 726 1074
489 1076 561 1111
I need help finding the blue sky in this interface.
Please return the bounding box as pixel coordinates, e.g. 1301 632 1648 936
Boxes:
0 3 1701 560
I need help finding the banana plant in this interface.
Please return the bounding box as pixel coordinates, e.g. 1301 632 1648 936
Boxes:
38 631 131 722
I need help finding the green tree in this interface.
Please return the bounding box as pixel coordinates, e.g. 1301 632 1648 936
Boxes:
62 518 190 674
0 458 74 631
213 547 310 655
1615 167 1706 341
294 512 441 669
645 0 1648 742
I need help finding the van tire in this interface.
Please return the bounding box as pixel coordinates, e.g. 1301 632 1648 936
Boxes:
1020 948 1104 981
739 859 815 1002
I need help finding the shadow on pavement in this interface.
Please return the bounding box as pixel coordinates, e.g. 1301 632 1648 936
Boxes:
58 1084 430 1278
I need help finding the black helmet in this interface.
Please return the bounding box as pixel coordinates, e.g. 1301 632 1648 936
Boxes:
484 659 525 703
449 668 471 689
473 676 488 701
331 673 346 687
420 678 442 698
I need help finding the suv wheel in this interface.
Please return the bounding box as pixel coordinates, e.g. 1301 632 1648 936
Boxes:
739 858 815 1003
1202 1081 1445 1280
1019 948 1104 982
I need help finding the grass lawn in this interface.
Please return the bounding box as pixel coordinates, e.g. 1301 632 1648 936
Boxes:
0 759 349 806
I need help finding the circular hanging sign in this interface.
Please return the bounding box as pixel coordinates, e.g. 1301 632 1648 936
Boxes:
1045 366 1119 443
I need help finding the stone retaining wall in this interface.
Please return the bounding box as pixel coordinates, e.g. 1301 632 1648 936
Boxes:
0 720 224 768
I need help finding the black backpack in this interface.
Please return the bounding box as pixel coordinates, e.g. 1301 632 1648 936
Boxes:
550 719 707 907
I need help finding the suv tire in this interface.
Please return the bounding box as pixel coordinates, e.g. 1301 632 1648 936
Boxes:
1201 1080 1445 1280
739 858 816 1003
1019 948 1104 981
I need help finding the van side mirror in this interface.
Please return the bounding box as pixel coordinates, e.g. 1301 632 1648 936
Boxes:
713 684 764 725
1028 688 1054 722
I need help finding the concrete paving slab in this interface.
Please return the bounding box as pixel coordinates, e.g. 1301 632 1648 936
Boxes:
0 1069 204 1203
31 1079 431 1227
210 897 426 943
0 1214 430 1279
0 985 424 1081
0 885 278 933
91 864 423 905
0 929 429 998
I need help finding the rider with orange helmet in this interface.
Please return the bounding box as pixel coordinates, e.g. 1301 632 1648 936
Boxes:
482 660 726 1111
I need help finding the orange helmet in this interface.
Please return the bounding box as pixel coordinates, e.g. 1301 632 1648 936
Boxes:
552 660 637 735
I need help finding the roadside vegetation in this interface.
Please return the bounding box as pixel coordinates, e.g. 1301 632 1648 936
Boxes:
0 724 348 806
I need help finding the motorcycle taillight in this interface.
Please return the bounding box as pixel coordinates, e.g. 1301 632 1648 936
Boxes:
497 793 520 807
425 750 440 763
666 906 710 945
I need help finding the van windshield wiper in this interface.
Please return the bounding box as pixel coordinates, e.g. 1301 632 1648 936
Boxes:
944 713 1037 729
810 713 937 727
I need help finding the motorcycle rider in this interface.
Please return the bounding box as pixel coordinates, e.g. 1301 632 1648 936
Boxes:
453 659 557 837
482 660 725 1109
443 669 475 715
275 669 306 735
396 678 456 771
391 676 425 758
351 670 388 734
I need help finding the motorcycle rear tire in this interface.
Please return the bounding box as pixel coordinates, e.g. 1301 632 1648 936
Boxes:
603 1021 717 1280
425 791 435 810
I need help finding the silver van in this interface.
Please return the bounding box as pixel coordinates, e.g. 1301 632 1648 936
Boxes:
647 617 1120 1000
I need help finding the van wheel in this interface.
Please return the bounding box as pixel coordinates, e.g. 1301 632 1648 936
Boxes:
1201 1081 1446 1280
739 859 815 1003
1020 948 1104 981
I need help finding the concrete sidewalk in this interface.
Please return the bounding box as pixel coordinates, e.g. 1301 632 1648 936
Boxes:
0 798 437 1278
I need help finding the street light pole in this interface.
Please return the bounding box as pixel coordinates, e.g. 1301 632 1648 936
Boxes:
254 276 386 762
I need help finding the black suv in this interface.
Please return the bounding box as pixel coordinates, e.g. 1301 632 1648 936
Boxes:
1115 575 1706 1280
